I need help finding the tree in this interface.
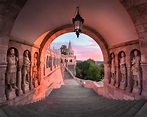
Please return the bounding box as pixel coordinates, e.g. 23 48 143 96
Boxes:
76 59 104 82
60 45 67 55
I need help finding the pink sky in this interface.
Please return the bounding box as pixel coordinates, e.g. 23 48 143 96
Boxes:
50 32 103 61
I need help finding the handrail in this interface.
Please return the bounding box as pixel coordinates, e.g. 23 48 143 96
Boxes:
65 67 103 87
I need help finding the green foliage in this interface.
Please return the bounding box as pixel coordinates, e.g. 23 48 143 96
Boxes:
60 45 67 55
76 59 104 82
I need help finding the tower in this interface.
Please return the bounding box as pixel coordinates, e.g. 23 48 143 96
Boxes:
61 41 76 75
67 41 74 56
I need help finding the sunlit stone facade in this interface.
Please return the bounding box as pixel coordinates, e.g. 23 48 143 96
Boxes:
60 41 76 75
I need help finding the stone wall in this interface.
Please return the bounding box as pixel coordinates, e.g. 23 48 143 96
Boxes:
121 0 147 98
32 66 64 101
0 39 64 106
66 39 147 100
0 66 64 106
0 0 147 105
0 0 28 104
104 41 145 99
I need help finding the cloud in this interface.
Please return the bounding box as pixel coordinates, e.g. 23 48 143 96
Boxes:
50 32 104 61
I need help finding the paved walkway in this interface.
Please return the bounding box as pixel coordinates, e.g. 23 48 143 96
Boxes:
0 70 147 117
63 70 79 86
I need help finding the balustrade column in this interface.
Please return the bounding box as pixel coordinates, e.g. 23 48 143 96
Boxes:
137 24 147 95
141 63 147 96
50 57 53 70
17 65 23 96
0 43 8 102
0 62 7 102
103 61 110 83
39 59 44 85
115 54 120 87
126 55 132 92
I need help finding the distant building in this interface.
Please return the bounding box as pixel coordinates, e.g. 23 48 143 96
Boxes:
76 60 83 63
95 61 103 65
60 41 76 75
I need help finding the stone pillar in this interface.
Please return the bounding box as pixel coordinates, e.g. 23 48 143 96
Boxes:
50 57 53 71
22 79 30 94
0 4 12 102
43 57 45 76
16 66 23 96
36 66 41 86
0 63 6 102
139 25 147 94
137 24 147 96
0 37 8 102
115 54 120 87
126 57 132 92
141 63 147 96
121 0 147 95
115 65 121 87
56 58 57 67
29 75 33 90
39 60 44 85
103 61 110 83
54 57 56 68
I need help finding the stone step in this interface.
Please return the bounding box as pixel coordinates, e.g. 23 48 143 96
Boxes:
27 104 91 117
57 87 95 91
121 100 146 117
111 101 138 117
50 98 113 106
134 102 147 117
92 100 131 116
37 99 118 112
40 106 90 117
23 86 121 116
0 109 8 117
4 106 31 117
51 88 96 93
24 104 40 112
47 97 111 105
25 98 117 114
4 106 49 117
2 106 24 117
0 70 146 117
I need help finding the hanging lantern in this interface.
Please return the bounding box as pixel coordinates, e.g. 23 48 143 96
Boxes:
72 7 84 38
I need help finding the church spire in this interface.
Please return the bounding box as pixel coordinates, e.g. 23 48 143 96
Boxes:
68 40 72 50
67 40 74 55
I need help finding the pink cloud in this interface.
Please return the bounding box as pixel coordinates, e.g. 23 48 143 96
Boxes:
50 32 104 61
74 46 103 61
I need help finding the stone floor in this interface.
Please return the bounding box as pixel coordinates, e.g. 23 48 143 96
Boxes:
63 70 79 86
0 70 147 117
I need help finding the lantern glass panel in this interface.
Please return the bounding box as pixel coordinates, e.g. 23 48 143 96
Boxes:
74 20 82 30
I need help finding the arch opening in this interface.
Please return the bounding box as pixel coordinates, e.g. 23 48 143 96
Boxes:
50 32 104 61
37 25 110 84
49 32 104 81
39 25 109 63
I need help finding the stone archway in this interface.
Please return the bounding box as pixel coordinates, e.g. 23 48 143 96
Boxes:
38 24 110 84
1 0 146 103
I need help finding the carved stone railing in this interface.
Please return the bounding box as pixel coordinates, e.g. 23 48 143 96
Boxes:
65 64 147 100
0 65 64 106
65 67 105 96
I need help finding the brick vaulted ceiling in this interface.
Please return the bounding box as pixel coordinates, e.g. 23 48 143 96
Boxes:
10 0 138 47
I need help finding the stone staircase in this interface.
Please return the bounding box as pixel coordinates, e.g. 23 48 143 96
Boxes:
0 70 147 117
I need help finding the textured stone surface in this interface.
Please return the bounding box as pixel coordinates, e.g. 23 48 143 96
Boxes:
0 0 147 112
0 85 146 117
6 89 16 100
119 82 125 90
134 103 147 117
63 70 79 85
0 70 146 117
